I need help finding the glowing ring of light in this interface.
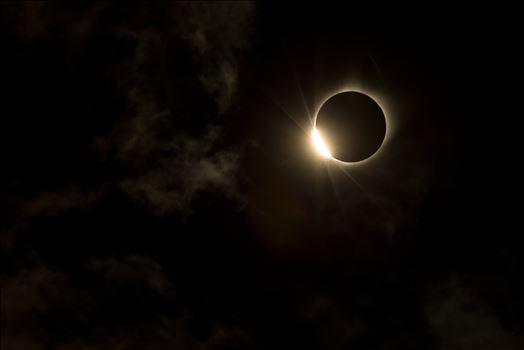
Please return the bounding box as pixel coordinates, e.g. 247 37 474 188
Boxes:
311 87 391 165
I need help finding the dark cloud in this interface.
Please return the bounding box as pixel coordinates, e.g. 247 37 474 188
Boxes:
14 186 103 219
0 2 104 42
294 294 366 350
177 1 255 112
2 1 254 217
121 137 241 216
424 275 524 350
2 4 257 345
1 255 256 350
1 186 104 255
94 2 254 215
89 255 171 296
1 265 88 350
56 318 257 350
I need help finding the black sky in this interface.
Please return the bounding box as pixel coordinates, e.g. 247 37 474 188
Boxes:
1 2 523 350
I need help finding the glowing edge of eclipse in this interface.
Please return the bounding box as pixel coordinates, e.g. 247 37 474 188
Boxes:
312 87 391 165
312 128 332 158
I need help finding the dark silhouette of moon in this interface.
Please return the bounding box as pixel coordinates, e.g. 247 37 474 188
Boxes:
315 91 386 163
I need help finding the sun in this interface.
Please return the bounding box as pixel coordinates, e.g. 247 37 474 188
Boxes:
311 128 332 158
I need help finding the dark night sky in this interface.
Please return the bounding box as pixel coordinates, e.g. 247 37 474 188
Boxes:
1 2 523 350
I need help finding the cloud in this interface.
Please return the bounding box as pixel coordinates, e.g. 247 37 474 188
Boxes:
1 2 105 52
93 2 254 215
117 119 242 215
1 255 257 350
1 186 104 255
1 265 87 350
424 274 524 350
89 255 171 296
3 2 255 218
295 294 366 350
177 1 255 112
54 319 257 350
15 186 102 219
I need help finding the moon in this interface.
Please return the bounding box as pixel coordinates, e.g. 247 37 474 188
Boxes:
313 91 386 163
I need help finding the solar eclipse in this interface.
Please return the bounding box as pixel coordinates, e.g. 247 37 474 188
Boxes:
313 91 387 163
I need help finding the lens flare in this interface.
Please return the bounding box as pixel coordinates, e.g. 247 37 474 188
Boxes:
312 128 332 158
